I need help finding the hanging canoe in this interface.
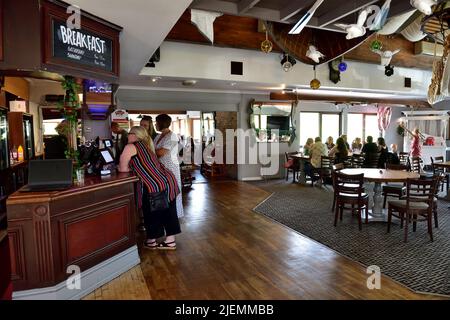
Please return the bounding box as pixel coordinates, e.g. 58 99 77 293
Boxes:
265 21 375 66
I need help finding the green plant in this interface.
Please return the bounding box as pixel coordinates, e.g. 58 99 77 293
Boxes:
58 76 82 175
396 124 405 137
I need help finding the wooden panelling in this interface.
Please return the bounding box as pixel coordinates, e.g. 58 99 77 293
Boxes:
8 226 25 281
4 77 29 101
64 204 130 263
7 173 138 291
86 92 112 105
167 12 434 70
0 0 3 61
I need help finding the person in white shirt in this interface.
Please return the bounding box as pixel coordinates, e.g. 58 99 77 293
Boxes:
309 137 328 168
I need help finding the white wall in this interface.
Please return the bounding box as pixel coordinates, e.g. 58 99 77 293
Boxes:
142 41 432 95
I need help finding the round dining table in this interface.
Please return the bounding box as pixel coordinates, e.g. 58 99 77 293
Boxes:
340 168 420 222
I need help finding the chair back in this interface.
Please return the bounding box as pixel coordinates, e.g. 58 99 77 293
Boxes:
352 154 365 168
399 152 409 165
332 163 344 171
405 178 437 210
410 157 422 173
386 163 409 171
363 152 381 168
343 156 353 168
333 171 365 198
431 156 445 174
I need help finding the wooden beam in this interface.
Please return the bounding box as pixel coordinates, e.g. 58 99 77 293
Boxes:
317 0 378 28
269 92 430 108
280 0 310 22
238 0 261 14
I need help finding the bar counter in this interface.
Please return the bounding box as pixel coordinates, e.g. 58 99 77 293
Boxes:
7 172 140 299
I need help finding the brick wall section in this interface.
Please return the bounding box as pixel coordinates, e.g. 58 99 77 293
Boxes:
215 112 238 179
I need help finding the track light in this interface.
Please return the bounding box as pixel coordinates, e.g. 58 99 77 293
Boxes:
280 53 296 72
385 64 394 77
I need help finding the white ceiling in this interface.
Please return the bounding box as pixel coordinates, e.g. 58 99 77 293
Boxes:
67 0 193 85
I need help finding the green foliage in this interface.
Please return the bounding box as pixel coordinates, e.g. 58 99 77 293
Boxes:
396 125 405 137
58 76 81 174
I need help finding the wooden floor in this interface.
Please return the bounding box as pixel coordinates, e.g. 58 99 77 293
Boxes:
84 179 446 300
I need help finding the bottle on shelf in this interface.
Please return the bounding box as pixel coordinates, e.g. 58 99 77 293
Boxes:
17 145 24 162
12 146 18 162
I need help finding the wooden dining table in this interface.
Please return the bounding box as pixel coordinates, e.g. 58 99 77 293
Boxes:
340 168 420 222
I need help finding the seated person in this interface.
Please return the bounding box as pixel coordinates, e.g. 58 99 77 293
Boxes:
352 137 363 153
377 137 389 168
329 137 349 165
362 136 378 154
326 136 335 150
303 138 314 156
390 144 398 155
44 120 68 159
304 137 328 180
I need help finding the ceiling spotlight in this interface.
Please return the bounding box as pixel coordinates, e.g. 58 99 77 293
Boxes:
280 53 296 72
182 80 197 86
151 77 161 83
385 64 394 77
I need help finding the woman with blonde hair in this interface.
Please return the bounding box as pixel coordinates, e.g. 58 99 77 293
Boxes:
119 126 181 250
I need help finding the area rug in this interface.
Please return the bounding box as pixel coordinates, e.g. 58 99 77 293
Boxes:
252 182 450 296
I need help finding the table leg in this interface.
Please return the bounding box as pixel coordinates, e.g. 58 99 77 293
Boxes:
298 160 307 185
368 182 388 222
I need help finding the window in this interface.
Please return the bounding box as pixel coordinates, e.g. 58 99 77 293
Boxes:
347 113 380 145
299 112 341 146
43 119 65 136
193 119 201 141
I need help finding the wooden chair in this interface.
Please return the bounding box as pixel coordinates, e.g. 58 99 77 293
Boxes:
399 152 409 167
387 177 437 242
319 156 333 185
363 152 381 168
284 152 299 181
352 154 364 168
382 164 408 209
431 156 450 192
333 171 369 230
410 157 422 173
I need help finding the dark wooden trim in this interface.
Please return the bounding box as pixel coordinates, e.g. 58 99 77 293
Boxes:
41 0 121 81
0 0 4 61
7 173 138 291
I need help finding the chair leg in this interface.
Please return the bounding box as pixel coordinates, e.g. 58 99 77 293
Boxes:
428 212 434 242
383 193 387 209
332 194 336 212
387 207 392 233
285 169 289 181
340 205 343 221
404 214 409 243
365 199 369 224
357 208 362 231
400 212 404 228
334 201 340 227
434 205 438 228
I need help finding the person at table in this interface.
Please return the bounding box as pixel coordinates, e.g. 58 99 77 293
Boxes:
303 138 314 156
390 143 398 155
340 134 350 150
304 137 328 181
111 121 129 164
362 136 378 154
140 115 157 140
377 137 390 168
351 137 362 153
118 126 181 250
44 120 68 159
329 137 349 164
326 136 335 150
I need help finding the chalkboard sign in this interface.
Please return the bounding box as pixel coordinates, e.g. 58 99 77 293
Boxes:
52 20 113 72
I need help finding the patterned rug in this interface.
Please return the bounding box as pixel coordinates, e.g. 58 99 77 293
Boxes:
252 182 450 296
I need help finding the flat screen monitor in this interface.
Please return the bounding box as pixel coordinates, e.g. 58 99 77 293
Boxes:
267 116 290 131
103 139 113 148
100 149 114 164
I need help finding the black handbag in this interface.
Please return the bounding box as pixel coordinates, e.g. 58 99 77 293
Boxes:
148 191 169 211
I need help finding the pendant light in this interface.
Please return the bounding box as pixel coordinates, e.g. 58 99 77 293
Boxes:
261 30 273 53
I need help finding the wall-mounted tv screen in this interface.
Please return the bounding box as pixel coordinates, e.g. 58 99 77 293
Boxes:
267 116 290 131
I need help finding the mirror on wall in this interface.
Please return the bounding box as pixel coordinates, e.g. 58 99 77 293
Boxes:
250 102 293 142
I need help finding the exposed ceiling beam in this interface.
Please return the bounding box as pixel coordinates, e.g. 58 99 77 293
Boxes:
388 0 417 18
280 0 311 22
270 92 430 108
317 0 378 28
238 0 261 14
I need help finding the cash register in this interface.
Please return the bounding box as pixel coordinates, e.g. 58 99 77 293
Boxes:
79 138 116 176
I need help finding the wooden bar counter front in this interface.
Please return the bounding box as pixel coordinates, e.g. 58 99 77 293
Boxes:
6 172 140 300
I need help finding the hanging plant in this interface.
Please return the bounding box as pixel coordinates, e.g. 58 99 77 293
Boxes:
396 124 405 136
57 75 82 176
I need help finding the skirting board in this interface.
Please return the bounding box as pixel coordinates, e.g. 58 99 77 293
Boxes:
240 177 263 181
12 245 140 300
